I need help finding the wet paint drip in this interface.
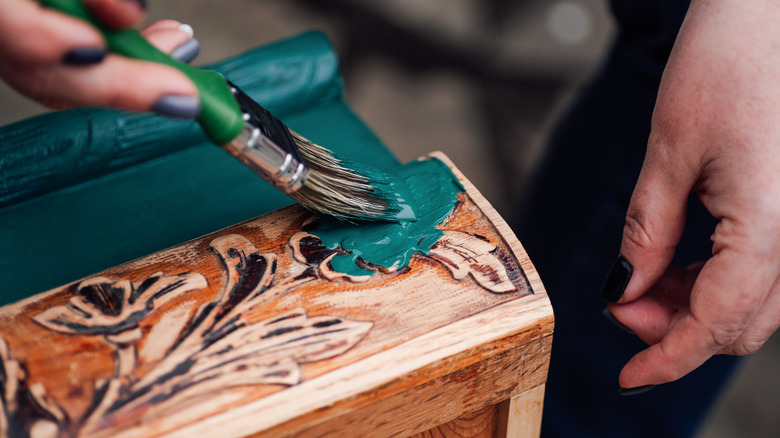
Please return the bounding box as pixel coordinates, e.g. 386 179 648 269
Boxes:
308 157 464 276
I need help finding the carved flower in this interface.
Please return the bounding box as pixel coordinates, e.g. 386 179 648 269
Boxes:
104 234 374 419
290 227 519 293
289 231 374 283
17 221 519 437
34 272 207 336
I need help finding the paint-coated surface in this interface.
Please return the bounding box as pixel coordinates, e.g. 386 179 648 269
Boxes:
310 158 464 276
0 32 400 304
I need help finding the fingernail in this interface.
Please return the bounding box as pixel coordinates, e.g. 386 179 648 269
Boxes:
171 38 200 63
152 95 199 119
63 47 106 65
601 308 634 334
122 0 147 10
601 256 632 303
619 385 656 396
178 23 195 38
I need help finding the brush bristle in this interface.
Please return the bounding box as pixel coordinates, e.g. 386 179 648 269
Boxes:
289 133 400 222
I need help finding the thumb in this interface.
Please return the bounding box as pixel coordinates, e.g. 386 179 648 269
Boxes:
601 141 696 304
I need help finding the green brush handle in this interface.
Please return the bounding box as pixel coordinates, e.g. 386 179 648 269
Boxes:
40 0 244 145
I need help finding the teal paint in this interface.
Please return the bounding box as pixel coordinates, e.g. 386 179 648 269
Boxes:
309 157 464 276
346 161 418 222
0 32 400 304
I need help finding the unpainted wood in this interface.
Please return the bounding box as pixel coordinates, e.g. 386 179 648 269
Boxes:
244 307 552 438
0 153 553 438
410 405 499 438
496 385 546 438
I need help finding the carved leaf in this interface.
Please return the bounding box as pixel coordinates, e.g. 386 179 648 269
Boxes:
0 336 23 433
116 358 301 431
0 337 68 437
191 308 373 382
290 231 337 266
210 234 277 305
138 306 192 366
28 384 66 425
26 232 376 433
192 357 301 388
114 309 372 418
124 236 289 401
34 272 207 336
427 231 516 293
183 234 279 342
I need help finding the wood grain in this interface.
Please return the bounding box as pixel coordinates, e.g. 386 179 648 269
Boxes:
410 405 499 438
234 298 552 438
496 386 546 438
0 152 553 438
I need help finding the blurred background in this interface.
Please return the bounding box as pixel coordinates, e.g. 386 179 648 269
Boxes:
0 1 777 436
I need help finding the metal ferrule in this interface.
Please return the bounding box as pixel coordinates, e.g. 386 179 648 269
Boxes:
222 121 309 194
221 82 309 194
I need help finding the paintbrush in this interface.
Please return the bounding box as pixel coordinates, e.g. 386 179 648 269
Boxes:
42 0 412 222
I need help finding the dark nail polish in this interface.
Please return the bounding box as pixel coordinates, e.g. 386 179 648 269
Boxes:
122 0 147 10
601 308 634 334
63 47 106 65
601 256 632 303
170 38 200 64
152 95 199 119
619 385 656 396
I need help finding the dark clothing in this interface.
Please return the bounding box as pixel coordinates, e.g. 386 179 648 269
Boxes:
610 0 691 66
515 1 741 436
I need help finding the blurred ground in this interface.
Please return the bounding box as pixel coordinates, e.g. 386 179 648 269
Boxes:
0 1 777 436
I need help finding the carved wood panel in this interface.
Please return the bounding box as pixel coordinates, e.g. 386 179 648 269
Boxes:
0 154 547 438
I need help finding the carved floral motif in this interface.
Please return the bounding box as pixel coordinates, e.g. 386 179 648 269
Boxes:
0 337 66 438
3 234 373 437
428 231 517 294
293 227 519 293
1 216 523 437
35 273 207 337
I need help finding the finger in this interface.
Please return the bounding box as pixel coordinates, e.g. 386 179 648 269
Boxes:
0 54 197 114
725 279 780 355
601 138 696 304
610 262 703 344
618 247 777 388
0 0 104 64
609 297 678 345
141 20 200 63
646 262 704 308
83 0 146 30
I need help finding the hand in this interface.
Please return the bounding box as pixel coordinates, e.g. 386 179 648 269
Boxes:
603 0 780 390
0 0 199 117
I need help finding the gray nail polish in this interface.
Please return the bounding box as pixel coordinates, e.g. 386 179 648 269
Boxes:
152 95 199 119
121 0 147 10
63 47 106 65
171 38 200 64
